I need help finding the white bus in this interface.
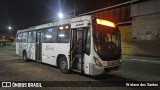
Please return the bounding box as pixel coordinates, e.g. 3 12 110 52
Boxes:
16 15 122 76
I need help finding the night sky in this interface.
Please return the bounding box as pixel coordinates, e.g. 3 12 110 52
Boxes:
0 0 129 34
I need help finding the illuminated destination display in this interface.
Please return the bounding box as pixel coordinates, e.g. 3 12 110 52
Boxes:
96 19 116 28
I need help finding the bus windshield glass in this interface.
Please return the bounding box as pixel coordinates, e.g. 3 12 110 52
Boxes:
93 19 121 61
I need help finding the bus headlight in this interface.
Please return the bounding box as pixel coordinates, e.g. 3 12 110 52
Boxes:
93 57 102 67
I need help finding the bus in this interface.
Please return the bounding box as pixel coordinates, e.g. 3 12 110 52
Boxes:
16 15 122 76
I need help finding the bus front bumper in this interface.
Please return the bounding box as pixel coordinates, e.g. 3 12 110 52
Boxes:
89 63 121 76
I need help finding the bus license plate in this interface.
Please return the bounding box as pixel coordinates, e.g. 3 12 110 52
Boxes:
108 61 120 66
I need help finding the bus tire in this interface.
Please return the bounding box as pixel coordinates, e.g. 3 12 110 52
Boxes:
23 51 29 62
58 56 70 74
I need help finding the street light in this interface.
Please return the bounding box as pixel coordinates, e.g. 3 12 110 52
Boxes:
8 26 12 30
7 26 12 46
58 12 64 19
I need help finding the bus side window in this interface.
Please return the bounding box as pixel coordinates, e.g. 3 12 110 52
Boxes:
22 32 28 42
28 32 32 42
32 31 36 42
58 27 69 43
52 27 57 42
28 31 36 43
43 28 54 43
17 33 22 42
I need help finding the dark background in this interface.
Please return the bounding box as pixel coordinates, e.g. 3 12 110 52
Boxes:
0 0 130 34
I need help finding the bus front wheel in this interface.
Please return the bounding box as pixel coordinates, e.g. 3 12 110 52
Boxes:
58 56 70 74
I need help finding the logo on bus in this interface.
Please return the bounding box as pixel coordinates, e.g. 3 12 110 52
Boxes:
45 45 54 51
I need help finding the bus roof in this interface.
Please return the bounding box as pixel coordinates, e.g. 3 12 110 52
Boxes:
17 15 92 33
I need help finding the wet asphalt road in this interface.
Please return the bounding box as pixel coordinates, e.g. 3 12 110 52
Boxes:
0 46 159 90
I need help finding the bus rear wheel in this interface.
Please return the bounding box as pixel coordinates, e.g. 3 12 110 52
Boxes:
58 56 70 74
23 51 29 62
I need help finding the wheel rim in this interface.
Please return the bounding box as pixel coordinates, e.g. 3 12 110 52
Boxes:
61 60 67 69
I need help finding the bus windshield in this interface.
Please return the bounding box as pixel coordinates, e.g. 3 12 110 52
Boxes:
93 21 121 61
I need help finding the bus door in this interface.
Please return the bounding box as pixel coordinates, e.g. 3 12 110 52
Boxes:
36 31 42 61
70 27 88 72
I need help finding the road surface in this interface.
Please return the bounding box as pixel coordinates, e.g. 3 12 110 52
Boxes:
0 46 159 90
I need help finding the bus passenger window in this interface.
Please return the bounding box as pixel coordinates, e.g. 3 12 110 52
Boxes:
44 28 53 43
22 32 28 42
17 33 22 42
28 31 36 43
33 31 36 42
52 27 57 42
28 32 32 42
58 28 69 43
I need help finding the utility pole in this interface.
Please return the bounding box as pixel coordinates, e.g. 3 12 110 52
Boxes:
74 2 76 17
